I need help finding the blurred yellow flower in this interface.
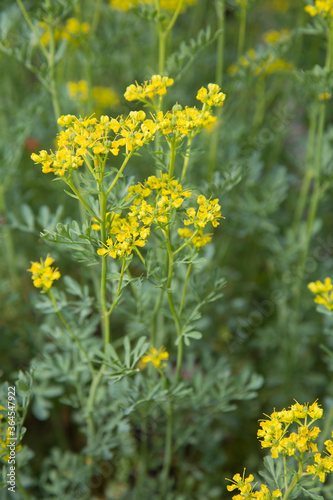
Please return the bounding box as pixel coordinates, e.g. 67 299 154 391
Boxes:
141 346 169 368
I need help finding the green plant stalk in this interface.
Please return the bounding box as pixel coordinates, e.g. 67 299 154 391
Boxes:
282 457 304 500
0 187 19 290
295 19 333 304
208 0 225 181
16 0 49 60
237 2 247 59
161 399 173 497
107 259 126 317
16 0 61 125
252 76 266 129
168 140 177 178
99 190 111 350
293 106 318 232
179 263 192 317
48 290 95 376
106 151 133 196
181 137 193 181
46 7 61 127
66 177 101 221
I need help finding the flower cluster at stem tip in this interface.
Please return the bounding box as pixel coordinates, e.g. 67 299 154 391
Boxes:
308 277 333 310
31 78 226 177
305 0 333 18
27 255 60 291
227 401 333 499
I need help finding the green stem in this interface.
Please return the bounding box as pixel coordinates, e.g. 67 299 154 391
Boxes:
48 290 95 377
293 106 318 232
46 4 61 127
237 2 247 59
161 400 173 498
173 228 199 256
66 178 101 222
207 0 225 182
98 191 111 351
106 152 133 196
168 140 177 178
180 137 193 181
107 259 126 317
165 230 183 382
16 0 49 60
0 188 19 290
282 458 304 500
178 263 192 317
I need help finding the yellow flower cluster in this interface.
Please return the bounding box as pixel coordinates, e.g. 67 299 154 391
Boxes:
27 255 61 291
97 213 150 259
227 473 282 499
196 84 226 107
124 75 174 102
305 0 333 17
141 346 169 368
110 0 196 12
184 195 222 229
228 50 293 78
31 111 158 177
38 17 90 47
127 174 192 225
307 435 333 482
156 106 217 139
308 277 333 310
67 80 120 109
262 29 291 45
257 401 323 459
178 228 212 249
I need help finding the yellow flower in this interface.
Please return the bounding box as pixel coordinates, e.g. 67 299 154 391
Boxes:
262 29 290 45
308 277 333 310
196 83 226 108
27 255 61 291
141 346 169 368
319 92 331 101
305 0 333 18
124 75 174 103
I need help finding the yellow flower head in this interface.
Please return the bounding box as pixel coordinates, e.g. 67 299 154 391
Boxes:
97 213 151 259
27 255 61 291
124 75 174 103
305 0 333 18
196 83 226 108
257 400 323 459
308 277 333 310
141 346 169 368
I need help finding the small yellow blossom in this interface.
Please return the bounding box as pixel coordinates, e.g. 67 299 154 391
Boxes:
226 470 281 499
305 0 333 18
196 84 226 108
262 29 291 45
319 92 331 101
124 75 174 103
141 346 169 368
27 255 61 291
308 277 333 310
183 195 222 229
